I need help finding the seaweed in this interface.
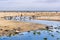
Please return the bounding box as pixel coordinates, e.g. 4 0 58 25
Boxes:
37 32 40 35
44 38 47 40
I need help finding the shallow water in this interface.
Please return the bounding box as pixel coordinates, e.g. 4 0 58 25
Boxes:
2 16 60 40
0 30 60 40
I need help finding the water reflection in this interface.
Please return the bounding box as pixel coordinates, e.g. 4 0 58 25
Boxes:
3 16 60 26
4 16 32 21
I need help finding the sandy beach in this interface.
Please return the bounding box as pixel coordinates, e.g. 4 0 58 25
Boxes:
0 11 59 36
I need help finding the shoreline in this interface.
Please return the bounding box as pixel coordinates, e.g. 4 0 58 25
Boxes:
0 12 59 36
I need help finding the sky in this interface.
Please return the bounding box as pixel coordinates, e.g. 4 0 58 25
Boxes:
0 0 60 11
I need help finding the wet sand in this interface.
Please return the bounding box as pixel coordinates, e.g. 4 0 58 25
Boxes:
0 19 47 36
